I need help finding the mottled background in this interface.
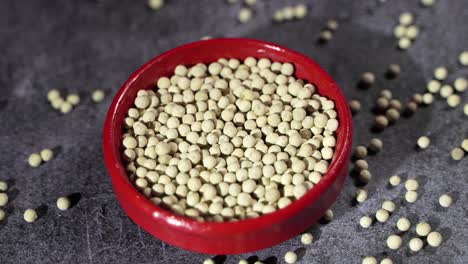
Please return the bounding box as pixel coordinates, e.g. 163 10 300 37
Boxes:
0 0 467 263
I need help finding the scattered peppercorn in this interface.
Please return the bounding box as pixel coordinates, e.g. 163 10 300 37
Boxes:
368 138 383 153
23 209 38 223
349 100 361 114
438 194 453 207
386 64 401 79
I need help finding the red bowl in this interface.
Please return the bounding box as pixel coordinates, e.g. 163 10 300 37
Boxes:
103 38 353 254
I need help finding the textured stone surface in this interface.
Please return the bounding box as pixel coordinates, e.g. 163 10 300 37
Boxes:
0 0 467 263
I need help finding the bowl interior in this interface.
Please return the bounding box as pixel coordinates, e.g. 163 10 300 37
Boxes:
104 38 352 237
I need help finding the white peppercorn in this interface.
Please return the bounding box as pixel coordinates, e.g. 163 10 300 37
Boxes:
427 231 443 247
409 237 423 252
360 216 372 228
386 235 402 250
439 194 453 207
396 217 411 231
24 209 38 223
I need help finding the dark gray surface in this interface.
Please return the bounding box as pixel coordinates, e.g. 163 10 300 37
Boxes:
0 0 467 263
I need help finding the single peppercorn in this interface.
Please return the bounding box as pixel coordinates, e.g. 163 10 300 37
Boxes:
353 145 368 159
374 115 389 130
368 138 383 153
349 100 361 114
359 72 375 89
386 64 401 79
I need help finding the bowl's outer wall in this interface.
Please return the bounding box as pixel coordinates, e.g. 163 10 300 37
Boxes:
103 38 353 254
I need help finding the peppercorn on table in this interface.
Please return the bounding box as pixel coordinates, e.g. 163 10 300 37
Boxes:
0 0 467 263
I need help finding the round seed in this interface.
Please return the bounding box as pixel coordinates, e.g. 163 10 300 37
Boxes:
405 179 419 191
427 80 441 93
238 8 252 23
380 89 393 100
393 25 406 38
416 222 431 236
417 136 430 149
386 108 400 122
450 147 464 160
356 189 368 203
440 84 454 98
399 12 414 26
447 94 461 108
389 99 401 111
454 77 467 92
397 217 411 231
28 153 42 167
405 101 418 115
409 237 423 251
412 93 423 104
40 149 54 162
389 175 401 186
354 145 368 159
420 0 435 7
427 231 443 247
0 181 8 192
300 233 314 244
47 89 61 101
380 258 393 264
376 97 389 111
294 4 308 19
56 197 71 210
362 256 377 264
375 209 389 222
24 209 38 223
360 216 372 228
368 138 383 153
354 159 368 171
50 97 64 109
434 67 448 80
386 64 401 78
0 193 8 206
349 100 361 114
359 170 372 183
459 51 468 66
461 139 468 151
374 115 389 130
405 191 418 203
382 200 395 212
439 194 453 207
422 93 434 105
66 94 80 106
244 0 256 6
323 209 333 221
326 19 339 31
386 235 402 250
148 0 164 10
91 90 105 103
360 72 375 87
406 25 419 40
284 251 297 264
319 30 333 43
398 38 411 50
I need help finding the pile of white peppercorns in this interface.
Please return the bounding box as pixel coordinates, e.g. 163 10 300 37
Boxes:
273 4 308 23
318 19 339 43
394 12 420 50
121 57 339 222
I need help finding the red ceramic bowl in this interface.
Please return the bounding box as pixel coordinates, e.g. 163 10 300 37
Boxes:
103 38 353 254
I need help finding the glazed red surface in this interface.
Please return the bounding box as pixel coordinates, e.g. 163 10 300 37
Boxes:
103 38 353 254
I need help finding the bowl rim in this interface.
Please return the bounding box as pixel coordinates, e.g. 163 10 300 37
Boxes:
103 37 353 237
